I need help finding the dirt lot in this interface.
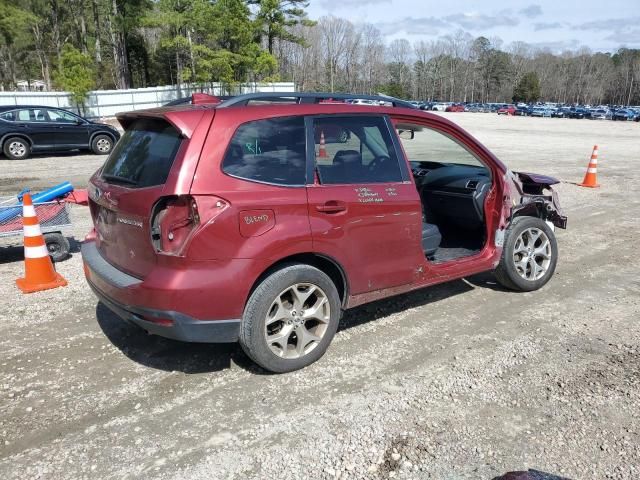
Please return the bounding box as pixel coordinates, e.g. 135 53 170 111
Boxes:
1 114 639 480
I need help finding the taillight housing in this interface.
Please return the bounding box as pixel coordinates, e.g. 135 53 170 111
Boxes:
150 195 228 256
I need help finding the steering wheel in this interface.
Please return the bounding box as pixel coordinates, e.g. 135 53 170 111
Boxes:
368 154 390 172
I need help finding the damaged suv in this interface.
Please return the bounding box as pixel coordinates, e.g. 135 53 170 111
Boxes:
82 93 567 373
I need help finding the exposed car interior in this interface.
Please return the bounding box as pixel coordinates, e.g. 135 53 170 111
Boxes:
397 123 492 263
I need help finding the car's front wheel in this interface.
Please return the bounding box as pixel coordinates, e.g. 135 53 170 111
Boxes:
239 264 341 373
495 216 558 292
91 135 113 155
3 137 30 160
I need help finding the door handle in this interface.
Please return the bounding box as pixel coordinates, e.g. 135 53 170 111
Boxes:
316 201 347 213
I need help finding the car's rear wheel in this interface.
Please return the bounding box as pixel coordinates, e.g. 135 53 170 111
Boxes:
3 137 30 160
239 264 341 373
495 217 558 292
91 135 113 155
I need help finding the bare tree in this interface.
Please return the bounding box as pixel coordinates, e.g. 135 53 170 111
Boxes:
319 16 350 92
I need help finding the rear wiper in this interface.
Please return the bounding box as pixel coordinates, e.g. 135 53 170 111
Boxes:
101 174 138 186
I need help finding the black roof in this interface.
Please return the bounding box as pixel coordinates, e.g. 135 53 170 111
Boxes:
218 92 417 109
0 105 69 111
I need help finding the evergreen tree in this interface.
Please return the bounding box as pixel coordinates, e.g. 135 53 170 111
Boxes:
513 72 541 103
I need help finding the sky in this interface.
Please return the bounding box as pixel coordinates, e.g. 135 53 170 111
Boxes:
306 0 640 53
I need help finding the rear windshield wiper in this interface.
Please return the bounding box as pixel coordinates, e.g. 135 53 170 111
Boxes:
101 174 138 186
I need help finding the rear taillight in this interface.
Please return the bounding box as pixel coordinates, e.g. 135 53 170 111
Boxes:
150 195 228 256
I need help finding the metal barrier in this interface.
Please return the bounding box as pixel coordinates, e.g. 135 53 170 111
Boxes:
0 201 71 241
0 82 296 119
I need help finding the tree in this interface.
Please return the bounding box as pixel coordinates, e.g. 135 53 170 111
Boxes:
0 0 35 89
513 71 541 102
54 44 95 113
249 0 313 54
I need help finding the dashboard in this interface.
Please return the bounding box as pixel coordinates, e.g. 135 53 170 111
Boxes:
410 161 492 228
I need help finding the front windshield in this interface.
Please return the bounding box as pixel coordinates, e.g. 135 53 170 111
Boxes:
398 124 489 171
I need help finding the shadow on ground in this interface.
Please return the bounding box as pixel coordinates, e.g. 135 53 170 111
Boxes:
96 302 242 374
96 271 508 374
0 235 81 264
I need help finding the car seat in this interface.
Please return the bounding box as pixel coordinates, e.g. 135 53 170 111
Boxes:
422 223 442 256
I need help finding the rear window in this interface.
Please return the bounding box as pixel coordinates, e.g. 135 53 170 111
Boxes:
222 116 306 186
101 119 182 188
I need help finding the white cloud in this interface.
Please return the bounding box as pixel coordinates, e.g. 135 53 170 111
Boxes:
519 4 543 18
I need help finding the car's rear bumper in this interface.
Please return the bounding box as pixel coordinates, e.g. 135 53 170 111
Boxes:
81 241 241 343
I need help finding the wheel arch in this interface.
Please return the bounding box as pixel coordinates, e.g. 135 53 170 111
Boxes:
247 253 349 309
89 130 117 145
1 133 33 148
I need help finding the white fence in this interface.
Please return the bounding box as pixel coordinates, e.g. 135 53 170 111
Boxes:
0 82 295 119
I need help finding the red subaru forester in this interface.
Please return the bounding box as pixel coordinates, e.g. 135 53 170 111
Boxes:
82 93 567 373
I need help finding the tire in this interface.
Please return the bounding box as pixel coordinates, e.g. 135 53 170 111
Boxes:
3 137 30 160
44 233 70 262
494 216 558 292
239 264 341 373
91 134 113 155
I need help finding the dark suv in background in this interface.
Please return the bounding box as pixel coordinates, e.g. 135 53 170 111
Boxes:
0 105 120 160
82 92 567 373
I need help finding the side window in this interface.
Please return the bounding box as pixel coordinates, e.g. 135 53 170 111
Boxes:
3 109 33 122
0 111 16 121
222 116 306 186
47 109 78 123
313 116 402 184
31 108 50 122
397 124 487 170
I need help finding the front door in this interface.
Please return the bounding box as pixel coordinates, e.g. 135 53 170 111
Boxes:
46 108 90 149
306 115 424 295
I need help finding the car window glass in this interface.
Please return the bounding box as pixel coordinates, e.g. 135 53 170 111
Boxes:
397 124 488 170
47 109 77 123
31 108 50 122
101 119 182 188
0 111 16 121
8 109 32 122
222 116 306 186
313 116 402 185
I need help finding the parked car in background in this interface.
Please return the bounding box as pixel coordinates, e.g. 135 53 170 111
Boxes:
515 106 532 116
612 108 636 121
431 103 448 111
497 104 516 115
445 104 465 112
552 107 570 118
531 107 552 117
81 91 567 373
0 106 120 160
567 107 589 119
589 109 609 120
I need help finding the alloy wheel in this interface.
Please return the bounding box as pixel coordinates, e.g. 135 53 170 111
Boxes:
9 141 26 157
512 227 552 281
264 283 331 359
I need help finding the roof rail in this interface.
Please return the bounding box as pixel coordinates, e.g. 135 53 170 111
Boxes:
217 92 417 109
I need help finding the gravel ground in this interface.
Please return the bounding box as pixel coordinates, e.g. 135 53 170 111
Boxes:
0 113 639 480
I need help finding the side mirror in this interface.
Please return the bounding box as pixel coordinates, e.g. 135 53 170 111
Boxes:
397 129 415 140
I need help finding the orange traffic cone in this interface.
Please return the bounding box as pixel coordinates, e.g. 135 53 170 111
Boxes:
15 193 67 293
318 131 328 159
578 145 600 188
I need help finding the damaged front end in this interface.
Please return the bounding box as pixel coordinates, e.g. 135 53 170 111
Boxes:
505 171 568 229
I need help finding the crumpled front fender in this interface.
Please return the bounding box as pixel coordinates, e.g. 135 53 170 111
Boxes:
506 171 568 229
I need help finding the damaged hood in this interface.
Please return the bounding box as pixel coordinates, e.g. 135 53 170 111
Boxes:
514 171 560 187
